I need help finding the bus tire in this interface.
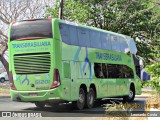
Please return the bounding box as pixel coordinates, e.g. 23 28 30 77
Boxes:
73 88 86 110
86 88 95 109
123 86 135 102
35 102 45 108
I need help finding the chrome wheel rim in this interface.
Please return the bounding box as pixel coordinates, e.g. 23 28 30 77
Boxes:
129 90 133 99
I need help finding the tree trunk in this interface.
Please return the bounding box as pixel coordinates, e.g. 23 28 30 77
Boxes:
0 54 8 75
0 45 9 75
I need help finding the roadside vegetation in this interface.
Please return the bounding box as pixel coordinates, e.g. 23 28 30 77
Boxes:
0 83 10 96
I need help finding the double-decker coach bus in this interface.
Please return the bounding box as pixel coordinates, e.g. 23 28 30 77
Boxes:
8 18 142 110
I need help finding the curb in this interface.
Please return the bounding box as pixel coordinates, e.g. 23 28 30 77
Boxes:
135 94 151 98
0 95 10 98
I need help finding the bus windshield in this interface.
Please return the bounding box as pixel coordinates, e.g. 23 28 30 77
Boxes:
10 19 52 41
126 36 137 55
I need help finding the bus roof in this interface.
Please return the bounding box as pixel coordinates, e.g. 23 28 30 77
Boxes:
56 18 128 39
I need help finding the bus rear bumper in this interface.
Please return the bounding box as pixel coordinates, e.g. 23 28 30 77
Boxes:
10 88 65 103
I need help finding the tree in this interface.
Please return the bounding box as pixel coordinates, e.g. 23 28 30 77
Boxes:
0 0 55 75
46 0 160 90
144 62 160 91
45 0 160 63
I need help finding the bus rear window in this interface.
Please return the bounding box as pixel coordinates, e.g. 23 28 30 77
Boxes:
10 19 52 41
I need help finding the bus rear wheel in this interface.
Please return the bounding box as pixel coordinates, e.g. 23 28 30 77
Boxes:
123 86 135 102
86 88 95 109
35 102 45 108
73 88 86 110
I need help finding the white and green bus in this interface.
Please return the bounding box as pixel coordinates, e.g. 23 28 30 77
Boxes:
8 18 142 109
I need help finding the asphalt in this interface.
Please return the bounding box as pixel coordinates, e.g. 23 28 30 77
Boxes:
0 96 147 118
0 96 10 98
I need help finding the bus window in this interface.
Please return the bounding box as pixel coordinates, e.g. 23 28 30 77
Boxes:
11 19 52 41
119 65 134 78
90 30 101 49
127 37 137 54
94 63 104 78
119 37 129 53
94 63 134 79
59 23 70 44
78 27 90 47
69 26 78 45
101 33 111 50
107 64 118 78
111 35 121 52
102 63 108 78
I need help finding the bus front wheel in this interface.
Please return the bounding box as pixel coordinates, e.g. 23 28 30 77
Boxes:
123 86 135 102
35 102 45 108
73 88 86 110
86 88 95 109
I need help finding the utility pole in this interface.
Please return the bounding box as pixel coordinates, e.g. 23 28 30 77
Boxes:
59 0 64 19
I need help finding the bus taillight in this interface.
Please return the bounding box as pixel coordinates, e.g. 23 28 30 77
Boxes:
9 71 17 90
50 68 61 89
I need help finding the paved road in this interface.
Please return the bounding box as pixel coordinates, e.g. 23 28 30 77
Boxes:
0 96 147 118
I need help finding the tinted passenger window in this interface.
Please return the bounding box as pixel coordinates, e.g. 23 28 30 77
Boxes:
101 33 111 50
94 63 134 79
94 63 104 78
59 23 130 54
59 24 70 44
11 20 52 41
111 35 121 52
78 28 90 47
118 65 134 78
69 26 78 45
119 37 129 53
90 30 101 48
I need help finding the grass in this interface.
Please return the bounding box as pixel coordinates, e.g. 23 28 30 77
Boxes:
145 91 160 110
0 83 10 96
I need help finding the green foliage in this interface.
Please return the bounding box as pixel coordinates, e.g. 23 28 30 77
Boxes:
45 0 159 62
45 0 160 89
142 62 160 91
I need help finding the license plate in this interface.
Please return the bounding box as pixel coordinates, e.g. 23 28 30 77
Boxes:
29 93 37 96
